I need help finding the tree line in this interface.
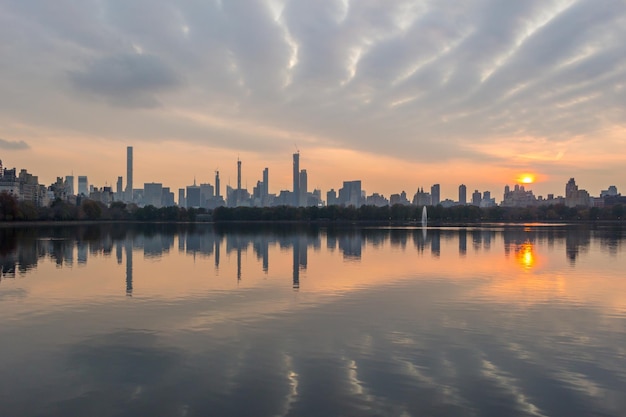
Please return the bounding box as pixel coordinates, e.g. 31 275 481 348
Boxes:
211 204 625 222
1 192 624 223
0 193 203 222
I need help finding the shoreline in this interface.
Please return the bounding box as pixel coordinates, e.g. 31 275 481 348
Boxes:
1 219 623 228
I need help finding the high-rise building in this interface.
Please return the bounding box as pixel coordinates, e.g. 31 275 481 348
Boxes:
126 146 133 202
327 189 337 206
413 187 431 206
263 168 269 199
144 182 163 207
186 181 201 208
431 184 440 206
215 170 221 198
116 176 123 197
472 189 481 206
299 169 308 206
78 176 88 196
237 158 242 190
293 152 300 206
178 188 185 207
565 178 591 207
65 175 75 195
338 180 362 207
162 187 175 207
459 184 467 205
200 183 214 207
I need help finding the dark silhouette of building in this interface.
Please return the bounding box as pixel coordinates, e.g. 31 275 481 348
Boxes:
459 184 467 205
293 152 300 206
126 146 133 202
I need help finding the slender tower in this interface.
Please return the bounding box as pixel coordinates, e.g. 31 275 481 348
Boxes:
215 170 221 198
293 152 300 206
237 158 242 190
263 168 269 198
126 146 133 202
299 169 307 206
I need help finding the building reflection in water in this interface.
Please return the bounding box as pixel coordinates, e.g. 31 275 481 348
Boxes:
0 224 613 290
430 230 440 257
459 229 467 256
125 239 133 296
293 238 300 290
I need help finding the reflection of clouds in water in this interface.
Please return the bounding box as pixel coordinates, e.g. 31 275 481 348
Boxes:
1 281 624 416
0 287 28 301
480 359 547 417
1 225 625 416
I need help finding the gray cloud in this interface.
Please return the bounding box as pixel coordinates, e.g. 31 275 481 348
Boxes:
0 0 625 162
0 138 30 150
69 53 182 107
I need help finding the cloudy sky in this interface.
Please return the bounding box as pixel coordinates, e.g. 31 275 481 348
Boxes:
1 0 625 200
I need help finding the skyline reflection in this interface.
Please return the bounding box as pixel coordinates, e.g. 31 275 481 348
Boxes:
0 224 625 417
1 224 624 285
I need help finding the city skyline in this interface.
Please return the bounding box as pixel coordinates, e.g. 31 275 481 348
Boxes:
1 146 623 210
1 1 625 199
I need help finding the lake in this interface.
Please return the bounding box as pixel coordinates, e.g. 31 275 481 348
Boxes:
0 223 625 417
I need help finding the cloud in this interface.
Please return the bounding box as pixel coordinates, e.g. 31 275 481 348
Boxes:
69 53 182 107
0 138 30 150
0 0 625 187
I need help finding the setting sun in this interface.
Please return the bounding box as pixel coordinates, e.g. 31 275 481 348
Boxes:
518 174 535 184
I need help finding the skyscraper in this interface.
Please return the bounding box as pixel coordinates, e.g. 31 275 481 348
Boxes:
178 188 185 207
187 180 201 208
144 182 163 207
263 168 269 200
459 184 467 205
431 184 440 206
215 170 221 198
472 189 481 206
299 169 307 206
338 180 362 207
116 176 122 198
78 176 88 196
65 175 75 195
293 152 300 206
237 158 242 190
126 146 133 202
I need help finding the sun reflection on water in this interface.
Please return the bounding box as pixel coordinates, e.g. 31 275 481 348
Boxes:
515 241 535 270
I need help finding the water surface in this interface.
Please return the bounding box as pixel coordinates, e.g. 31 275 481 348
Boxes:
1 224 625 416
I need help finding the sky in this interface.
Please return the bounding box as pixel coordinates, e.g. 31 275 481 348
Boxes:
1 0 625 201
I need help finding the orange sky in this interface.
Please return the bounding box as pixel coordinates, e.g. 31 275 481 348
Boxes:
2 0 625 201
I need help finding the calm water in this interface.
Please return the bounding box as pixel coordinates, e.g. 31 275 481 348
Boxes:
1 223 625 417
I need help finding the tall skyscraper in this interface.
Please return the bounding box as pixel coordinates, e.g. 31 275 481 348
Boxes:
431 184 440 206
459 184 467 205
178 188 185 208
187 180 201 208
126 146 133 202
215 170 221 198
293 152 300 206
299 169 308 206
116 176 123 197
237 158 242 190
263 168 269 198
78 176 88 196
65 175 75 195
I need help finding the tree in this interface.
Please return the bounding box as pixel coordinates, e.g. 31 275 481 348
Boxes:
0 192 19 221
81 200 102 220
